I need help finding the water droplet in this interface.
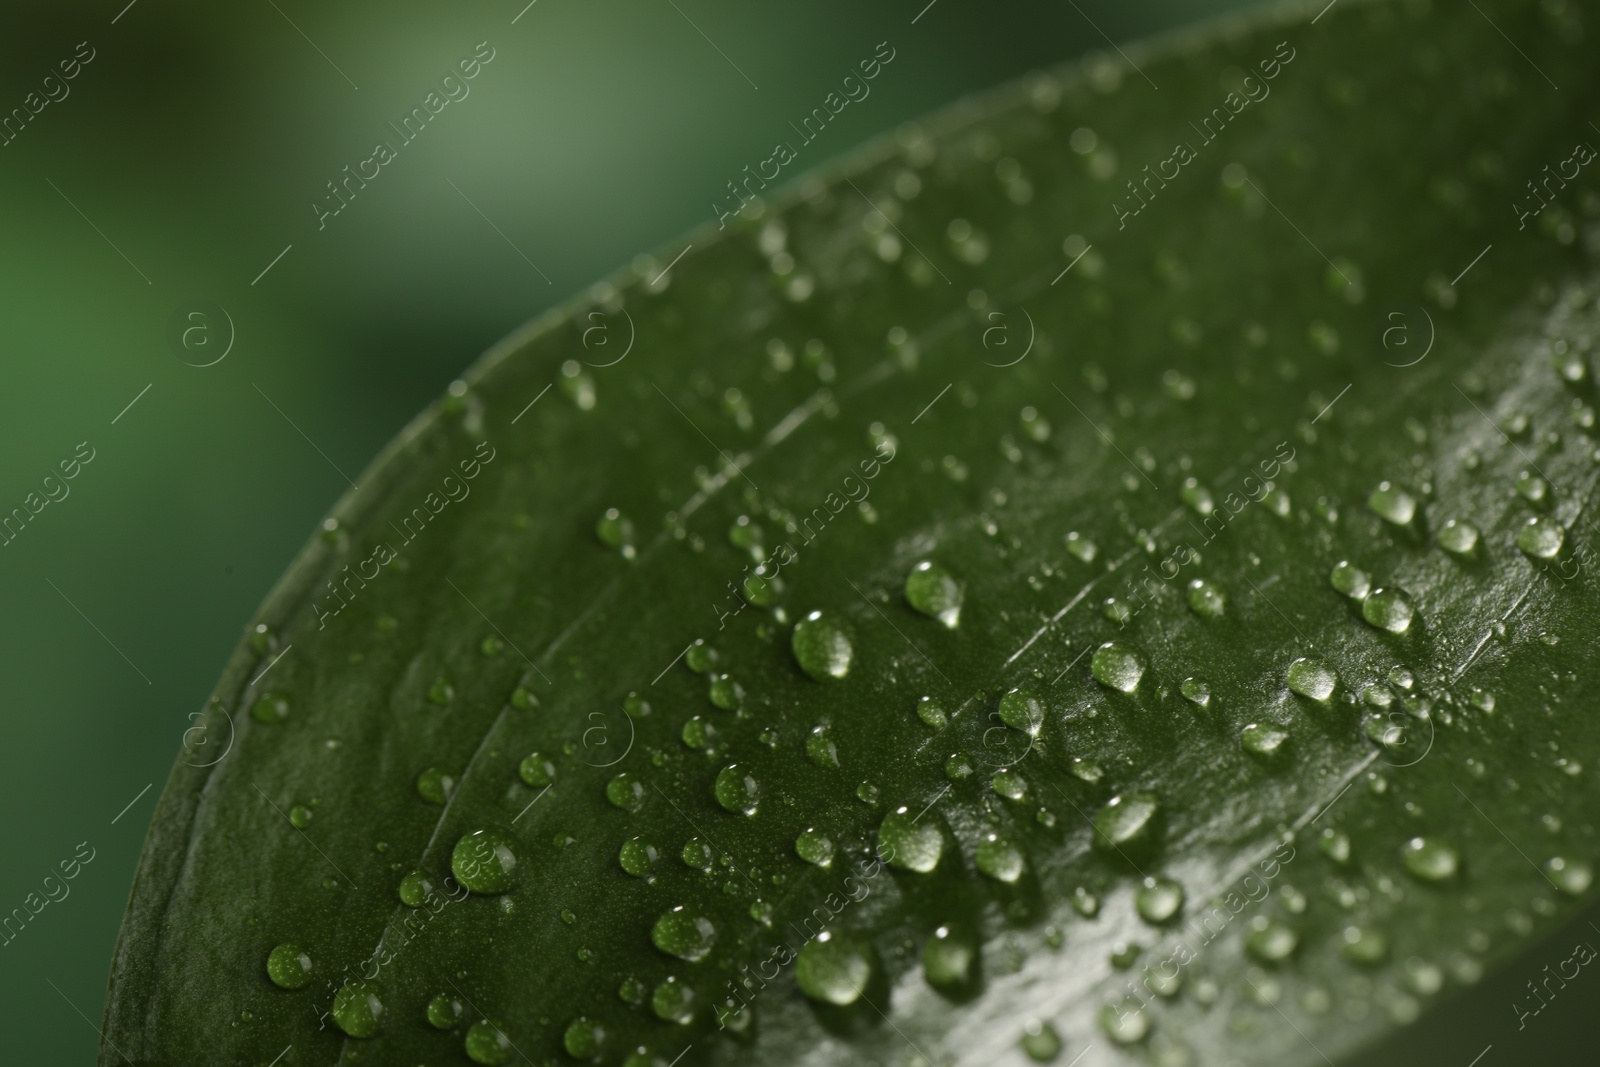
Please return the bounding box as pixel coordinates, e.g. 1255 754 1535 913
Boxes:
427 676 455 705
681 716 716 751
795 828 834 867
1180 478 1215 515
1065 532 1098 562
1518 515 1564 559
905 561 963 628
976 832 1025 883
398 870 437 907
1135 876 1184 923
1071 887 1100 916
426 993 463 1030
1369 481 1417 525
945 755 973 781
1545 856 1593 895
266 943 313 989
517 753 554 788
619 837 659 877
805 725 839 768
332 980 384 1038
1094 793 1159 852
1186 579 1226 619
1515 471 1550 504
992 769 1028 801
562 1016 606 1060
1241 722 1290 759
250 693 290 724
606 772 646 813
916 696 947 729
680 837 714 871
652 976 696 1024
1287 658 1337 701
792 611 853 680
795 931 872 1005
1319 828 1352 865
685 639 718 673
1400 837 1458 882
857 781 880 804
465 1020 512 1064
707 672 744 710
713 764 760 815
1020 1020 1063 1062
1098 997 1149 1044
652 906 716 961
1363 588 1415 633
1470 688 1496 713
1437 520 1480 556
450 829 518 894
1180 678 1210 707
596 508 635 555
922 925 977 993
1329 561 1371 600
416 767 456 804
1245 917 1299 963
998 687 1045 735
1071 758 1104 783
879 806 942 872
1091 641 1145 693
1341 925 1388 964
288 804 313 829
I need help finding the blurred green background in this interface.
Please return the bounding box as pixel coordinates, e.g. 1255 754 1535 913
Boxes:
1 0 1594 1062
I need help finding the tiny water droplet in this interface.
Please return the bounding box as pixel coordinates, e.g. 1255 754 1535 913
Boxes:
1071 887 1100 916
1341 925 1388 964
1319 828 1352 865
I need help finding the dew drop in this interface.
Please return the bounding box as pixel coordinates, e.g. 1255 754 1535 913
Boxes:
289 805 313 829
1186 579 1226 619
1091 641 1145 693
1369 481 1417 525
992 769 1028 801
905 561 963 628
795 828 834 867
998 687 1045 735
1180 678 1211 707
1319 828 1352 865
1098 997 1149 1044
266 943 313 989
651 906 717 962
1245 917 1298 963
713 764 760 815
976 833 1025 883
916 696 948 729
332 980 384 1038
465 1020 513 1065
562 1016 605 1060
1241 722 1290 759
879 806 942 872
426 993 463 1030
450 829 519 894
518 753 555 788
792 611 853 680
1287 658 1337 701
619 837 659 877
1065 532 1098 562
1341 925 1389 964
805 725 839 768
1094 793 1159 852
1071 887 1100 916
1363 588 1415 633
606 772 646 813
250 693 290 724
1437 519 1480 556
1329 561 1371 600
1517 515 1564 559
1544 856 1593 895
651 976 696 1024
398 870 436 907
595 508 636 556
416 767 456 804
1135 876 1184 923
795 931 871 1005
680 838 714 871
1020 1020 1063 1062
922 925 976 993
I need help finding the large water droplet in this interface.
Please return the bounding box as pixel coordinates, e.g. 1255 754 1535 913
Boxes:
451 829 519 894
1135 876 1184 923
1363 588 1415 632
1369 481 1416 525
1186 579 1226 619
1286 658 1337 701
998 687 1044 735
562 1016 606 1059
652 906 717 962
426 993 463 1030
465 1019 513 1064
1091 641 1145 693
922 925 976 993
792 611 853 680
795 828 834 867
1518 516 1564 559
976 832 1025 883
1329 560 1371 599
619 837 659 877
879 806 942 872
266 943 313 989
1437 519 1480 556
714 764 760 815
795 931 871 1005
518 753 555 788
332 980 384 1038
1400 837 1458 881
905 560 963 628
606 772 646 813
1094 793 1159 852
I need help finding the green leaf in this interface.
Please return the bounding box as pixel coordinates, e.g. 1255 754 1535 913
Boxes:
104 1 1600 1064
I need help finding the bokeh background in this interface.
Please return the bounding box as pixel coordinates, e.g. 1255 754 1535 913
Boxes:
1 0 1594 1062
